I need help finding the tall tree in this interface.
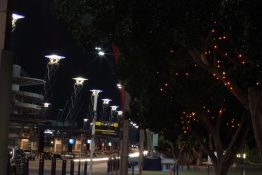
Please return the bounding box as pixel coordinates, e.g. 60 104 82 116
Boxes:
52 0 261 154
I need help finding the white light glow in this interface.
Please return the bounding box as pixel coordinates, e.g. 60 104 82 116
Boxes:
74 157 109 162
110 105 118 111
83 118 88 122
12 13 25 20
73 77 87 86
73 151 148 162
90 89 102 96
45 54 65 65
12 13 25 28
117 83 122 89
44 129 53 134
102 98 111 105
117 111 123 116
43 102 51 108
95 47 102 51
98 51 105 56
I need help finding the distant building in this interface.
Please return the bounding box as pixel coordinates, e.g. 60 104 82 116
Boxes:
9 64 45 151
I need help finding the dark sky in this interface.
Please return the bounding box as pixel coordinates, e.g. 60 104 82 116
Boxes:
11 0 120 120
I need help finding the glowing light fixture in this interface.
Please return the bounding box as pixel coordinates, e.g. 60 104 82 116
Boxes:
12 13 24 29
83 118 88 122
45 54 65 65
43 102 51 108
73 77 87 86
117 111 123 116
117 83 122 89
95 47 102 51
102 98 111 105
110 105 118 111
98 51 105 56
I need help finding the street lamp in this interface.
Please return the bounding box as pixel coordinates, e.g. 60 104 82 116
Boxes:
64 76 87 121
117 83 122 89
110 105 118 122
102 98 111 105
95 46 105 56
89 89 102 175
41 102 51 119
45 54 65 65
73 77 88 86
43 102 51 108
43 54 65 101
117 110 123 117
101 98 111 121
12 13 24 31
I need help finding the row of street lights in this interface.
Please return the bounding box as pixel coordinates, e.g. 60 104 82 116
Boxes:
43 52 123 175
11 12 123 175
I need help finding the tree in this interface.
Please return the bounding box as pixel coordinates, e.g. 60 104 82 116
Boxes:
52 1 259 174
52 0 262 153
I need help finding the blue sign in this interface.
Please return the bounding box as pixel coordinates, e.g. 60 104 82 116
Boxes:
69 138 75 145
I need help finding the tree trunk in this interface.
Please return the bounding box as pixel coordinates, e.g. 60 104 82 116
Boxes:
248 87 262 154
138 129 145 175
196 149 203 166
214 161 231 175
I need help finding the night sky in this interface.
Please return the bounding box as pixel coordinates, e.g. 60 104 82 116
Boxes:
11 0 120 120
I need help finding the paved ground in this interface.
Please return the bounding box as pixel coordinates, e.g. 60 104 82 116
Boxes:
13 159 262 175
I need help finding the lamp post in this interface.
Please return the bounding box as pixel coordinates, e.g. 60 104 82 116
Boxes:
101 98 111 121
64 76 87 122
11 13 24 31
43 54 65 104
117 110 123 119
89 89 102 175
79 118 88 174
110 105 118 122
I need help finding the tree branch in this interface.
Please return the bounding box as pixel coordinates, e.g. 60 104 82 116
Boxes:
189 48 249 108
225 112 249 158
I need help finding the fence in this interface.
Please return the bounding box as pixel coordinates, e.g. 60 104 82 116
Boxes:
107 157 119 175
7 158 88 175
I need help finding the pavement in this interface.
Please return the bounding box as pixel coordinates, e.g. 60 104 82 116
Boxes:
14 158 262 175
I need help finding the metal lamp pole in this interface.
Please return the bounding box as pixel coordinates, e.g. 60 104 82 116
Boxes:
72 77 87 174
101 98 111 121
89 89 102 175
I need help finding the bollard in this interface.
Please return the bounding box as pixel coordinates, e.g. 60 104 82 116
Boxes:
207 165 210 175
7 157 10 175
77 161 81 175
51 158 56 175
176 164 179 175
107 160 110 174
242 168 246 175
131 161 135 175
23 159 29 175
83 161 88 175
108 159 112 173
61 159 67 175
70 160 74 175
115 159 118 175
113 159 116 173
39 159 44 175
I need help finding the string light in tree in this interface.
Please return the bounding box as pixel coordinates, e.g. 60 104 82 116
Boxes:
226 118 240 128
180 111 197 134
